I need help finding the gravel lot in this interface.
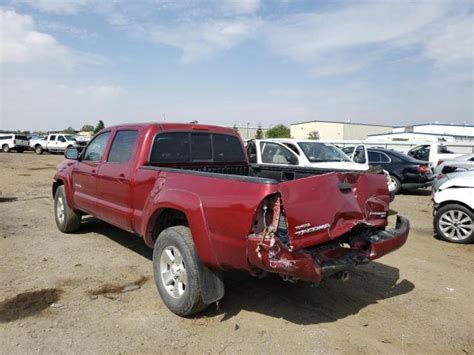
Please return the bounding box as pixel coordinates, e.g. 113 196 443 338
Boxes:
0 152 473 354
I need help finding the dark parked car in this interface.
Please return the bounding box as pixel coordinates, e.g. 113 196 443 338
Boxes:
342 147 433 194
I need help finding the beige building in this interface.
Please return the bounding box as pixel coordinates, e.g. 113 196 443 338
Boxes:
231 125 269 140
290 120 392 140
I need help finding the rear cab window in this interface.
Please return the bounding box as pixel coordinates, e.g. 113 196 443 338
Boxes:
149 132 245 165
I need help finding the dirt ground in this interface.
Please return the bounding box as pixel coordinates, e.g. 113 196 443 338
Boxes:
0 151 473 354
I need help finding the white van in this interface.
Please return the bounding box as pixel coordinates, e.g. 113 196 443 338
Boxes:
0 134 29 153
407 143 469 168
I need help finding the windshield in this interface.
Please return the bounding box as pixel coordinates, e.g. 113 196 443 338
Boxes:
297 142 351 162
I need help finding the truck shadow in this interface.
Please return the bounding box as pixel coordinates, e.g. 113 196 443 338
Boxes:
402 189 431 196
77 217 153 260
76 217 415 325
212 266 414 325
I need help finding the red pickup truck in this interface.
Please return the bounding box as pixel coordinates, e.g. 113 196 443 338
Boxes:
53 123 409 316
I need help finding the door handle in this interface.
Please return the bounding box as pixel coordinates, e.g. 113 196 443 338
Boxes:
118 173 126 183
91 169 96 176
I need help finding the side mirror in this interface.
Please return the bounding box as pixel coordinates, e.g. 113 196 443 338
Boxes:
65 147 79 160
288 155 299 165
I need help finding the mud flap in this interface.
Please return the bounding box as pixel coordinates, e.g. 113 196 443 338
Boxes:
198 263 225 304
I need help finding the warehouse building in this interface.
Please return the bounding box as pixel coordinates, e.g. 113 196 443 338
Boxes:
231 125 269 140
367 123 474 143
290 120 392 140
392 123 474 136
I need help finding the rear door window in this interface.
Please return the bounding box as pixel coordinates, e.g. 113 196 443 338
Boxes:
49 135 56 141
380 152 391 163
368 151 382 163
107 130 139 163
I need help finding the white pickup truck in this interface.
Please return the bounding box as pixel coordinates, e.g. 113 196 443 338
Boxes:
30 133 78 155
247 139 396 194
248 139 369 170
407 143 468 168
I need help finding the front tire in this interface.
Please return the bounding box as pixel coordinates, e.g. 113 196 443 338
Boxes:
434 204 474 244
54 186 81 233
2 144 10 153
153 226 208 316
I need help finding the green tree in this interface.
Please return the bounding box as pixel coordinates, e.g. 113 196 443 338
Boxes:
81 124 94 132
63 126 76 134
307 131 320 140
255 123 264 139
93 120 105 134
266 124 290 138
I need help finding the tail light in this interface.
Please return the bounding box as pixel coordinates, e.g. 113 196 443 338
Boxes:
14 140 17 145
437 160 444 166
417 164 429 174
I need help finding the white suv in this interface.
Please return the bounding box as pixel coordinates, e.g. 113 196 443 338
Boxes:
432 171 474 243
0 134 29 153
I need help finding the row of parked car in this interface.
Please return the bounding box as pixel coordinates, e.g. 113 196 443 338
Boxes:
0 133 89 154
244 138 473 244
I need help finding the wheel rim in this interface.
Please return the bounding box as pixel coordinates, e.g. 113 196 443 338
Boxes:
439 210 473 241
36 147 41 153
389 176 398 189
160 246 187 299
57 196 65 224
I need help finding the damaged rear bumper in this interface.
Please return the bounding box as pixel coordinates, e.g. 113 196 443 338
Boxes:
321 216 409 278
248 216 409 283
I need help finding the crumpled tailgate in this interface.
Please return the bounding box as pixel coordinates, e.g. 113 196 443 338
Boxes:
278 172 390 250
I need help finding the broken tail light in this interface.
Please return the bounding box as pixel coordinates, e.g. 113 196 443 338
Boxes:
417 164 430 174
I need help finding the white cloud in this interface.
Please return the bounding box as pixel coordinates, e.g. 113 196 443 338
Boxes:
13 0 94 14
0 9 70 64
0 9 124 131
148 18 261 63
424 14 473 67
261 1 471 76
221 0 260 15
0 8 102 68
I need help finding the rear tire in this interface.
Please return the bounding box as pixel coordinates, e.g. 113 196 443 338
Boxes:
2 144 10 153
35 145 43 155
153 226 209 316
434 204 474 244
54 185 81 233
389 175 402 194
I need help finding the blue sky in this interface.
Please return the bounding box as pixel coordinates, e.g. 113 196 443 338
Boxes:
1 0 473 131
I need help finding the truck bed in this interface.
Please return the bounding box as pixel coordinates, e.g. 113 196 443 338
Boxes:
143 163 366 183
